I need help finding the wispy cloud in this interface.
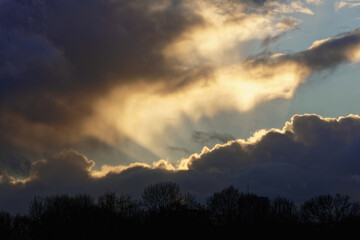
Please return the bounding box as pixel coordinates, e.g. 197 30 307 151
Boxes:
167 146 191 155
306 0 324 5
335 0 360 11
191 130 235 144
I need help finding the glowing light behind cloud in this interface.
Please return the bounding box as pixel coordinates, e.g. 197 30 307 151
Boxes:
81 3 360 159
86 57 311 158
3 0 356 166
163 0 307 67
0 0 330 167
347 44 360 62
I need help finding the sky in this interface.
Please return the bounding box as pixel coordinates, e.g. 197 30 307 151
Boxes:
1 0 360 213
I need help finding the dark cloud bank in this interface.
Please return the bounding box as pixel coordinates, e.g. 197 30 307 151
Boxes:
2 114 360 214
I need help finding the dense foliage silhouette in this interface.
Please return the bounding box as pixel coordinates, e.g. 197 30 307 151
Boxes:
0 182 360 239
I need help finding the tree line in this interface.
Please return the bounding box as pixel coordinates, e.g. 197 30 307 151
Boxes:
1 182 360 239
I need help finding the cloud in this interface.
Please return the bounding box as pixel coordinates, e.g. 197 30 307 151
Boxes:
91 28 360 161
0 0 206 121
27 150 95 184
247 29 360 71
191 130 236 144
0 0 212 171
335 0 360 11
2 114 360 214
2 0 359 175
178 114 360 199
2 1 360 208
0 0 320 169
306 0 324 5
261 17 300 47
183 114 360 170
167 146 191 155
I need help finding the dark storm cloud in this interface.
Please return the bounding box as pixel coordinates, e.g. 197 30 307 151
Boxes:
187 114 360 171
0 0 208 173
182 114 360 200
0 150 97 214
2 114 360 213
0 143 32 177
0 0 205 126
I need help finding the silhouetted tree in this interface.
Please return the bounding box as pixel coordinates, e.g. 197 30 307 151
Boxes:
5 183 360 238
141 181 206 234
11 214 31 240
117 194 142 219
73 193 95 210
0 212 12 239
97 191 142 220
27 194 98 239
237 192 270 226
206 185 270 227
141 181 197 211
29 196 44 224
97 191 117 212
301 194 360 226
269 196 299 225
206 185 241 225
